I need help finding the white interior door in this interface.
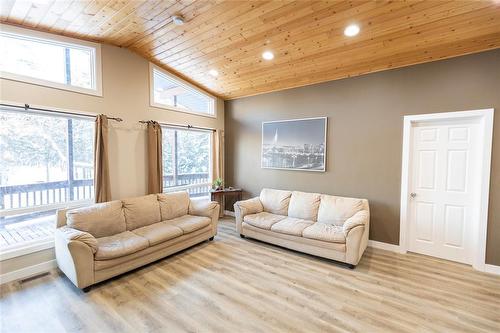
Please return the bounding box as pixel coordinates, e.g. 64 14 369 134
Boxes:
408 119 480 264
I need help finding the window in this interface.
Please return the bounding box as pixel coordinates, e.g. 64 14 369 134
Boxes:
150 64 216 117
0 25 101 96
162 127 212 197
0 105 95 251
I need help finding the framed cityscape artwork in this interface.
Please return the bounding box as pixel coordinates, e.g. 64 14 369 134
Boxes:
261 117 327 172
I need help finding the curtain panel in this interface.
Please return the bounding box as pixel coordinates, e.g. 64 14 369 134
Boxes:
212 129 225 186
94 114 111 203
147 121 163 194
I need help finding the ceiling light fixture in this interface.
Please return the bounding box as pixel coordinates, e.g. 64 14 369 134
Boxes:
172 15 185 25
209 69 219 77
344 24 360 37
262 51 274 60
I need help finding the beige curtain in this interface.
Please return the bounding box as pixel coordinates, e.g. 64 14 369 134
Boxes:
212 129 224 186
94 114 111 203
147 121 163 194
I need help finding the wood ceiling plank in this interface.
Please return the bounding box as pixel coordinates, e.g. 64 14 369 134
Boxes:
222 32 500 99
220 24 500 94
193 1 489 83
37 1 76 29
0 0 16 19
1 0 499 99
115 0 193 47
176 1 463 77
22 0 53 28
7 0 33 24
130 0 246 53
153 0 320 65
158 0 355 67
91 0 160 39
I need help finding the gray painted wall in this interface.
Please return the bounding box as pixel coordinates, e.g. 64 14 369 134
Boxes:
224 49 500 265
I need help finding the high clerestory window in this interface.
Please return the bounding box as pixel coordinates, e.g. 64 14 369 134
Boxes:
0 25 102 96
150 63 216 117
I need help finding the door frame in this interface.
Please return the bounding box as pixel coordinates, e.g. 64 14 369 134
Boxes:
400 108 494 272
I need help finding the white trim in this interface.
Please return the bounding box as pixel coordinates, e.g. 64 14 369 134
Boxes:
261 117 327 172
0 239 54 261
149 63 216 118
399 108 494 273
484 264 500 276
224 210 235 217
0 259 56 285
0 199 92 217
368 240 404 253
0 24 102 96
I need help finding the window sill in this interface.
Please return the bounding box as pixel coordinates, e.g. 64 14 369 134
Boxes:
0 237 54 261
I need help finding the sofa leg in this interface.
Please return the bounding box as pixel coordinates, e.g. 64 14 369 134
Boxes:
209 236 214 241
82 286 92 293
347 264 356 269
240 234 245 238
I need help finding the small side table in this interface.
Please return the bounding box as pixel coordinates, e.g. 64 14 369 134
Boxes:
210 188 243 218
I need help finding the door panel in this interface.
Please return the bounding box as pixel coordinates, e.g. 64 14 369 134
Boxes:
446 150 468 192
408 120 479 264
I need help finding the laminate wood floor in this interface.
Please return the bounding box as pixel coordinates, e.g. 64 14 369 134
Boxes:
1 217 499 333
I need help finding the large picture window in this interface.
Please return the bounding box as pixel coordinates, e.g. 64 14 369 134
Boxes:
0 106 95 250
162 127 212 197
0 25 102 96
150 64 216 117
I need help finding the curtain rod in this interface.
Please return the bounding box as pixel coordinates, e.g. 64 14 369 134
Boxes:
139 120 216 132
0 103 123 122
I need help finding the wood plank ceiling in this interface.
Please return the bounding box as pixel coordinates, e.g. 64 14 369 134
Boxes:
1 1 500 99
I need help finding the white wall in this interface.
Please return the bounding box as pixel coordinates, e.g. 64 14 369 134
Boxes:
0 43 224 280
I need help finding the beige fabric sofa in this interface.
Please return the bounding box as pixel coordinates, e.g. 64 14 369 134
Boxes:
234 188 369 267
55 192 219 290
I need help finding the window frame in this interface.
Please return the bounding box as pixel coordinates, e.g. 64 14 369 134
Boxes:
0 101 96 256
0 24 102 96
149 63 216 118
161 125 213 197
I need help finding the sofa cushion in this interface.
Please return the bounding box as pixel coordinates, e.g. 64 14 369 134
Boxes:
317 195 365 226
158 191 190 220
302 223 346 243
270 217 314 236
132 222 183 246
66 200 126 238
166 215 211 233
243 212 286 230
259 188 292 215
287 191 321 221
122 194 161 230
95 231 149 260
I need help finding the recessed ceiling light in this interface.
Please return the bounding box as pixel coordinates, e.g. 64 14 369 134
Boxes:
344 24 360 37
262 51 274 60
209 69 219 77
172 15 185 25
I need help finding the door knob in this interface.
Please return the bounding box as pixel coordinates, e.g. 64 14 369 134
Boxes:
410 192 417 198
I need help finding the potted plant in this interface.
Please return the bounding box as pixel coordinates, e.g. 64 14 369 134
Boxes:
213 178 224 190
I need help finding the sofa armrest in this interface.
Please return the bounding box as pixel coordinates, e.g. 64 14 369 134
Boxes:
54 227 96 289
58 226 98 253
234 197 263 234
343 211 369 236
189 200 220 236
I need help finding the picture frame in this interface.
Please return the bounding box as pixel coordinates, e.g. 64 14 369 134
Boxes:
261 117 327 172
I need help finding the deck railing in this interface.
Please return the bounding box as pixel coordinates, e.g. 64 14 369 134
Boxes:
163 172 210 197
0 172 211 211
0 179 94 211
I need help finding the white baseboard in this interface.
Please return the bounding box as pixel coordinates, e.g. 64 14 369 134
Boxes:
224 210 235 217
368 240 405 254
0 259 57 285
484 264 500 276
